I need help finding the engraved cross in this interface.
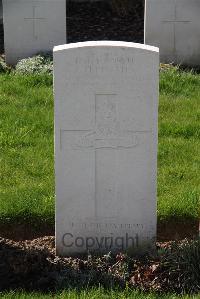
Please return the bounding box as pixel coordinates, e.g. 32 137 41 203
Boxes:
162 0 191 58
24 6 46 40
60 94 152 217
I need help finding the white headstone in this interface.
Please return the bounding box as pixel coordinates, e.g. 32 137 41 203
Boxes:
3 0 66 65
54 41 159 256
145 0 200 66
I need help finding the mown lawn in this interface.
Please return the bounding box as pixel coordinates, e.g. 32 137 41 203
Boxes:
0 68 199 227
158 68 200 222
1 289 200 299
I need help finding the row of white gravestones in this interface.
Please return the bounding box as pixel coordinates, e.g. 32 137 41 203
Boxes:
145 0 200 66
2 0 66 65
2 0 200 66
54 41 159 256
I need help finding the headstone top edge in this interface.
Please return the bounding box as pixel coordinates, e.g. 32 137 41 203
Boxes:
53 41 159 54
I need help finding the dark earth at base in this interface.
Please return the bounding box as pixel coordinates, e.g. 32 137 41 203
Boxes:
0 235 199 293
0 219 198 242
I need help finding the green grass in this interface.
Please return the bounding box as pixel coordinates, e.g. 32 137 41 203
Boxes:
158 68 200 221
1 289 200 299
0 74 54 225
0 68 199 226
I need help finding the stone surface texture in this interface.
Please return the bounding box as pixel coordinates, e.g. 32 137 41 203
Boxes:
54 41 159 256
3 0 66 65
145 0 200 66
0 0 2 24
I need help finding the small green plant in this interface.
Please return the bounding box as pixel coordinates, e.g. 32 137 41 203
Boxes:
15 54 53 75
160 63 178 72
161 239 200 294
0 56 10 73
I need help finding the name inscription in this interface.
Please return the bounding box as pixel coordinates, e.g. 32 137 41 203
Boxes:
73 54 143 74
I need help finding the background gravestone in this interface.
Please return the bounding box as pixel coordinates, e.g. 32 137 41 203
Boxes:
0 0 2 24
54 41 159 256
145 0 200 66
2 0 66 65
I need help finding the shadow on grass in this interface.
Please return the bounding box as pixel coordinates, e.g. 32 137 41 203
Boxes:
0 216 198 242
157 216 199 241
0 216 54 241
